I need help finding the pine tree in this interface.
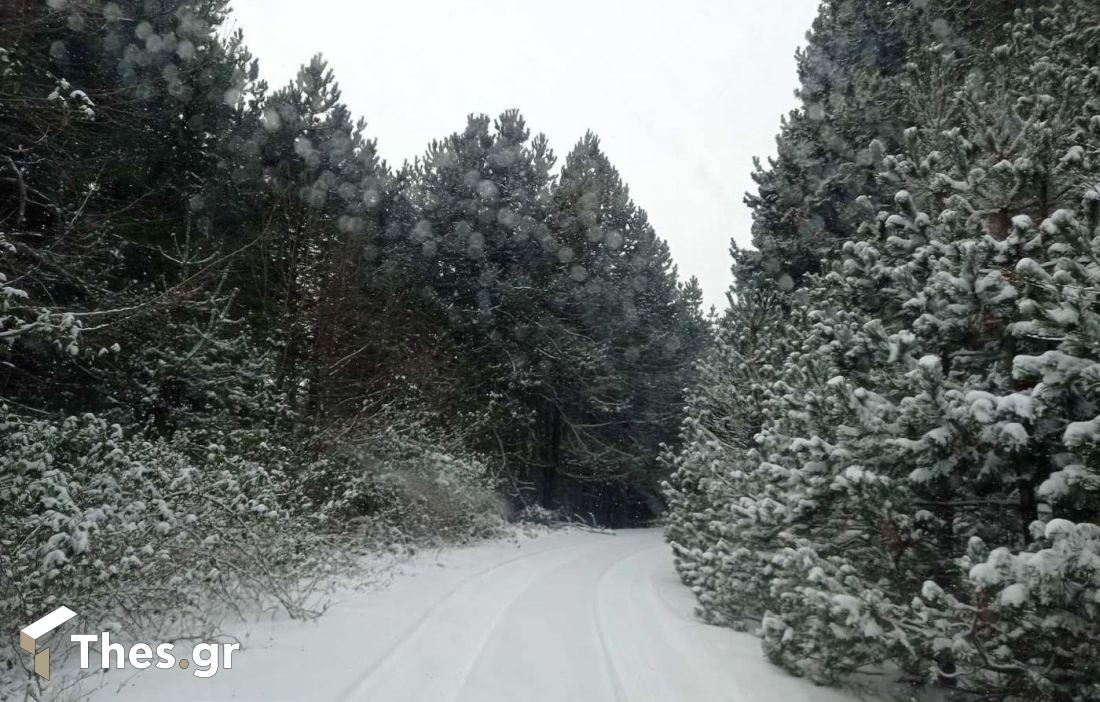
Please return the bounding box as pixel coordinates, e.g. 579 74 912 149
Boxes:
667 2 1100 697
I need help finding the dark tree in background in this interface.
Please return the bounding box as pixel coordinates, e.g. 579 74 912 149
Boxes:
383 116 708 522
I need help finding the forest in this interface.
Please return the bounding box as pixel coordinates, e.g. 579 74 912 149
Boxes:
3 0 1100 700
0 0 706 692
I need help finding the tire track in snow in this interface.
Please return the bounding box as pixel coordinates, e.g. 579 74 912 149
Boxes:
590 543 659 702
446 536 642 702
593 542 669 702
634 546 751 702
342 535 628 702
337 539 575 702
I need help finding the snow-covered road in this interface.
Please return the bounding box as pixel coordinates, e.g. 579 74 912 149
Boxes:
91 529 860 701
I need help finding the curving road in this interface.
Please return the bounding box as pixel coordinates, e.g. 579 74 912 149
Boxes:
92 529 860 701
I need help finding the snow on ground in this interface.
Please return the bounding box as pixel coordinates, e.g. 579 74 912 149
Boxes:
82 528 865 701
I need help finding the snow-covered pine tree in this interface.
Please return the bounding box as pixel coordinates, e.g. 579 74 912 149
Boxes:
667 2 1100 697
826 10 1100 694
663 274 805 628
741 0 920 290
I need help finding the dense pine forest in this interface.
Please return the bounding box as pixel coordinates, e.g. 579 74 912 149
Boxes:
665 1 1100 699
0 0 707 692
5 0 1100 700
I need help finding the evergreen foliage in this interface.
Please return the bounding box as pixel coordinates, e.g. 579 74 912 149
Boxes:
666 2 1100 698
0 0 704 693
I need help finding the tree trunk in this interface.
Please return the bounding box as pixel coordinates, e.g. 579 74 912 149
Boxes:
1018 475 1038 545
930 477 957 685
600 485 619 528
538 403 562 509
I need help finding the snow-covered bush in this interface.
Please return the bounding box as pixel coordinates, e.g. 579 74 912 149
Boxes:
0 411 353 683
513 504 564 525
760 547 912 685
916 521 1100 700
1 304 508 695
299 416 507 543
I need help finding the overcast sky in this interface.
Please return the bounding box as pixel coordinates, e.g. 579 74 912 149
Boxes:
229 0 819 311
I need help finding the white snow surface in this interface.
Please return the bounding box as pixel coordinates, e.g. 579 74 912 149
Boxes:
84 528 863 702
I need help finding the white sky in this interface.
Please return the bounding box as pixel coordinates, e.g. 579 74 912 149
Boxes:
229 0 819 311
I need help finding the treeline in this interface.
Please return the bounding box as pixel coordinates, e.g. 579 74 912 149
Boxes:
665 1 1100 699
0 0 705 689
